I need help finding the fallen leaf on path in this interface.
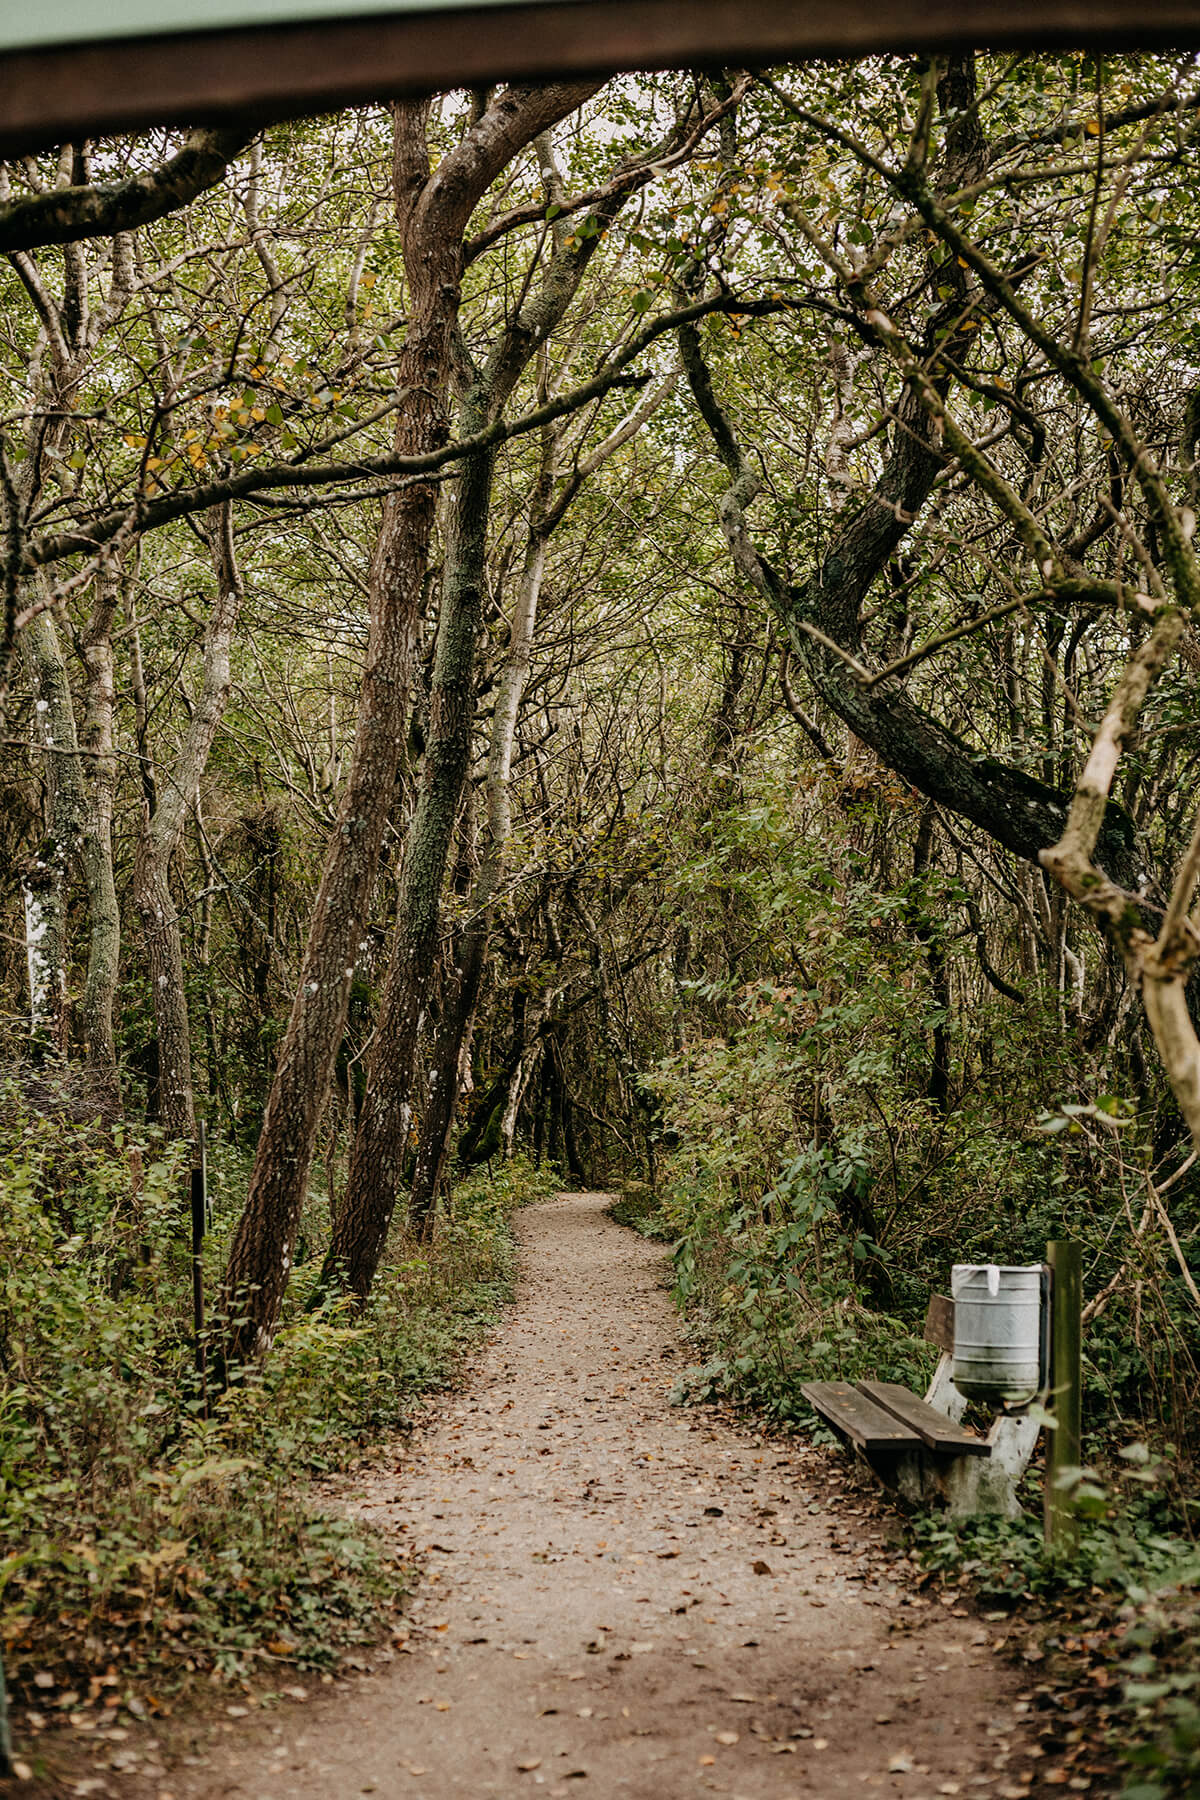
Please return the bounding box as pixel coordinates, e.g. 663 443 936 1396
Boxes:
699 1755 716 1766
407 1768 428 1777
516 1758 542 1772
888 1751 914 1773
629 1641 654 1654
715 1731 739 1746
751 1560 772 1576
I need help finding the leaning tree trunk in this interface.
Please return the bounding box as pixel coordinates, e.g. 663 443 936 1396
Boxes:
328 433 496 1284
132 504 241 1141
406 491 550 1233
405 370 679 1230
220 83 601 1363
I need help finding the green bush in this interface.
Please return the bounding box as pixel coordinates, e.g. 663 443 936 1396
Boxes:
912 1463 1200 1798
0 1093 521 1698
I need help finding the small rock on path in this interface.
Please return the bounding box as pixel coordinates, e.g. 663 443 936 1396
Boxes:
168 1192 1042 1798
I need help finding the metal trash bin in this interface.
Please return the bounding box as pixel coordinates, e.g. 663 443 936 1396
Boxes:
951 1263 1046 1407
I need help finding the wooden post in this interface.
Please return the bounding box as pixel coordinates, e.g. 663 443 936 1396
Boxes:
1044 1239 1082 1552
191 1124 207 1409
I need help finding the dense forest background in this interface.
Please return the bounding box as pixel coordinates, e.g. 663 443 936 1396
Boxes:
1 48 1199 1792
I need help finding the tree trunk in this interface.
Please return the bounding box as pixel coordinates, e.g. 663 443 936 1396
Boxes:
403 370 676 1228
78 571 122 1104
221 83 600 1360
132 504 241 1141
406 500 550 1233
20 599 85 1058
329 432 495 1284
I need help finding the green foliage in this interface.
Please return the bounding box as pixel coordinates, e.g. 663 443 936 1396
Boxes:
641 771 1200 1473
913 1463 1200 1797
448 1153 562 1224
0 1095 519 1697
607 1183 673 1240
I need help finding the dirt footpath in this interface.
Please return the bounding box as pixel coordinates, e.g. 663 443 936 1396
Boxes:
165 1192 1045 1800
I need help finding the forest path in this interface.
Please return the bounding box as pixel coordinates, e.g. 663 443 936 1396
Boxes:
172 1192 1042 1800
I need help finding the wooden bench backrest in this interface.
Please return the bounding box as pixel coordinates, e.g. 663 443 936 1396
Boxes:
924 1294 954 1354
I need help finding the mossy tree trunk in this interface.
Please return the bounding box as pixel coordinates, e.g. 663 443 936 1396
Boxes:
220 83 600 1359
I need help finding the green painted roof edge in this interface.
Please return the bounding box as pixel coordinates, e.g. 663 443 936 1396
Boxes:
0 0 583 55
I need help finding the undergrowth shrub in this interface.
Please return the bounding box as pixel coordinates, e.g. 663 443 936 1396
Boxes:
646 779 1200 1473
914 1467 1200 1799
0 1095 531 1700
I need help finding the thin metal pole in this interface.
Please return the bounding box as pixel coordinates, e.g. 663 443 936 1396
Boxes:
191 1126 208 1411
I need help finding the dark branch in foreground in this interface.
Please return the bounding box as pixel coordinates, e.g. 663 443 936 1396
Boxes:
0 127 261 253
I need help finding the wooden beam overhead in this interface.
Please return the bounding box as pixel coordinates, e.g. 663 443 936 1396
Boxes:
0 0 1197 154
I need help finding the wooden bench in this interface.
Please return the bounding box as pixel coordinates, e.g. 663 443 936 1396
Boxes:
801 1295 1041 1518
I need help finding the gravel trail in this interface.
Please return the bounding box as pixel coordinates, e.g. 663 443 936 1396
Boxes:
168 1192 1040 1800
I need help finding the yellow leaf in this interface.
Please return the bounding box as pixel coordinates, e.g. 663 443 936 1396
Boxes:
1085 118 1100 135
138 1541 188 1574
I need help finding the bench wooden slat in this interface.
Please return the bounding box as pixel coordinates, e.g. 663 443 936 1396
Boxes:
800 1380 922 1450
857 1380 991 1457
923 1293 955 1353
